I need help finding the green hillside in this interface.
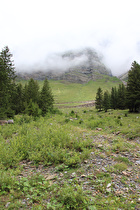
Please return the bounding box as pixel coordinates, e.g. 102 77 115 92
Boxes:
50 76 121 103
18 76 121 104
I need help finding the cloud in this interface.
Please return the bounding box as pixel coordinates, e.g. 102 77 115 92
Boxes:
0 0 140 76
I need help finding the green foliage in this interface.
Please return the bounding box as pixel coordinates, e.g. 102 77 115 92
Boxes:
42 77 121 104
88 119 104 129
0 46 16 118
0 108 139 209
118 84 126 109
95 87 103 111
0 116 93 169
103 90 110 112
25 100 42 117
39 78 54 115
70 110 75 115
127 61 140 112
0 170 16 193
114 156 130 164
57 183 89 209
114 162 128 171
24 78 40 104
110 87 118 109
0 49 54 118
96 81 127 111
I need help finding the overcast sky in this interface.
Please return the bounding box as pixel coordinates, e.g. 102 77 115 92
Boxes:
0 0 140 75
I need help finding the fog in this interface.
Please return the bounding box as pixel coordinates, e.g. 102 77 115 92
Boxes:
0 0 140 76
24 52 89 73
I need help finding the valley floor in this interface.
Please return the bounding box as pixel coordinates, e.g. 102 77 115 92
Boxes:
0 107 140 209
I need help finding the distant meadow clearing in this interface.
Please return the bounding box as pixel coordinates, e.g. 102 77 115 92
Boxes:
18 75 121 106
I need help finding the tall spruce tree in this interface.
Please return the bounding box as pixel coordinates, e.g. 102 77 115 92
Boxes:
25 78 40 104
127 61 140 112
95 87 103 111
0 46 16 118
39 78 54 115
117 84 126 110
14 83 24 114
110 87 118 109
103 90 110 112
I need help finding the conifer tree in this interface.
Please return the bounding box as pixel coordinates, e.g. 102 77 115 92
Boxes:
26 99 42 117
25 78 40 104
95 87 103 111
110 87 118 109
103 90 110 112
0 46 16 118
39 78 54 115
126 61 140 112
117 84 126 110
14 83 24 114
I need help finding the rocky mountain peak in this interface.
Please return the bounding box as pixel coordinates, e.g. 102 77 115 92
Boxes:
17 47 112 83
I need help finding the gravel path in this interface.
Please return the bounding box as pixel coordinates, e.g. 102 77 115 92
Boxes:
17 133 140 209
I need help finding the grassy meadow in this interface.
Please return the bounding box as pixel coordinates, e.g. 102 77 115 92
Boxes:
49 76 121 104
0 77 140 209
18 75 121 104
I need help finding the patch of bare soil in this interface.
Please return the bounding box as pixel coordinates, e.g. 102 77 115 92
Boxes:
56 100 95 108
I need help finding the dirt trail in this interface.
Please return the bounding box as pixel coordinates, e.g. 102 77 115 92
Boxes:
56 100 95 108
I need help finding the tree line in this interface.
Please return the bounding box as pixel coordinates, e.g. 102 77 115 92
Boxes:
0 46 54 119
1 46 140 119
95 61 140 112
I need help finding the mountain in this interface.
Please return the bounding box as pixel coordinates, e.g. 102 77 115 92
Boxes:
118 71 128 81
16 48 112 83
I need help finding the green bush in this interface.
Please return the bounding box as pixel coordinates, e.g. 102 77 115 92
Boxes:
0 170 16 193
57 183 89 209
87 119 104 129
70 110 75 116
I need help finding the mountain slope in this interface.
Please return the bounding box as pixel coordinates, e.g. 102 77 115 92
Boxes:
118 71 128 81
17 48 112 83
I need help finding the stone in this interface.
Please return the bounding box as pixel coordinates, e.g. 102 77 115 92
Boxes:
107 183 111 188
81 174 86 178
102 167 107 172
116 131 120 135
71 172 76 178
136 160 140 164
106 188 111 192
115 190 124 195
97 144 103 148
5 202 10 208
45 174 57 180
96 128 102 131
122 171 130 176
8 119 14 124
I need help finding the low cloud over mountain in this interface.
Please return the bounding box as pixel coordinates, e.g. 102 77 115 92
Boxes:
17 48 112 83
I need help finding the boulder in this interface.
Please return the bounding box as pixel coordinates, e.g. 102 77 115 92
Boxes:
8 119 14 124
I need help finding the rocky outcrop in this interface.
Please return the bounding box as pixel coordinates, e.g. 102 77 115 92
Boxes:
118 71 128 81
17 48 112 83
